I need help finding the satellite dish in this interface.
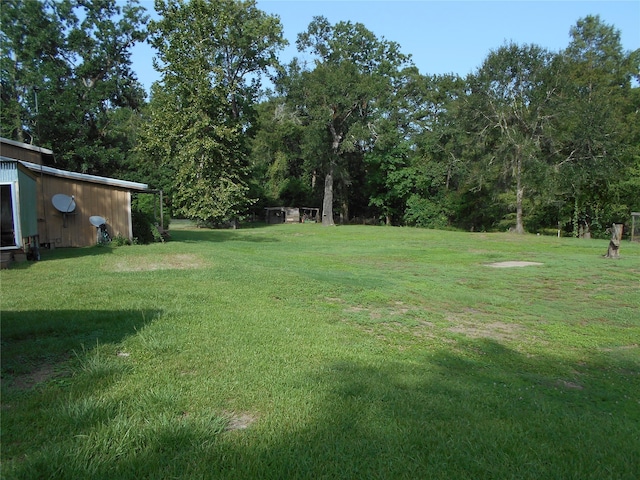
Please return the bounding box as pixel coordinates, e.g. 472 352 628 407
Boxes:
89 216 106 227
52 194 76 213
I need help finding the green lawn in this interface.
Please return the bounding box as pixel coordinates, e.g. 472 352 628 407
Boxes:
1 224 639 479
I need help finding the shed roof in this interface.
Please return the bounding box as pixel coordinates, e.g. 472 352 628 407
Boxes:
19 160 149 192
0 137 53 155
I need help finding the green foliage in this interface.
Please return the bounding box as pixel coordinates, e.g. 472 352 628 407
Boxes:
132 193 170 229
5 3 637 237
551 15 638 236
403 195 449 229
0 0 148 176
110 234 133 246
131 209 155 244
141 0 287 224
285 16 412 225
465 42 557 234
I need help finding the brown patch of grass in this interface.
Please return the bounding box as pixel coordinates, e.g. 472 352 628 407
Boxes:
486 261 543 268
600 344 639 352
447 318 526 342
556 379 584 390
223 411 258 431
7 360 69 390
107 254 207 272
325 297 344 303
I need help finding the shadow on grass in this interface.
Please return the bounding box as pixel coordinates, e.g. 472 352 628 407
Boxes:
4 245 115 267
0 309 159 389
170 227 280 244
3 337 638 479
27 226 280 262
204 340 638 479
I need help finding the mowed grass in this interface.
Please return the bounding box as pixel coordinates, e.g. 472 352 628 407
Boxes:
1 224 639 479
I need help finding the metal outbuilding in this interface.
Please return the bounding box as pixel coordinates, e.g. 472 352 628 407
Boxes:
1 137 149 251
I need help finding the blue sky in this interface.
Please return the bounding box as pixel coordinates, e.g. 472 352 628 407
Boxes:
130 0 640 93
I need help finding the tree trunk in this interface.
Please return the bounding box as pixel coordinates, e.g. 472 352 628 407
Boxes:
323 121 342 227
515 152 525 234
572 195 580 238
604 223 623 258
341 199 349 225
322 164 334 226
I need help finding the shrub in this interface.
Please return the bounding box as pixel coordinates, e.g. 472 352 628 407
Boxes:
131 210 156 244
403 195 449 229
132 194 171 229
111 234 132 246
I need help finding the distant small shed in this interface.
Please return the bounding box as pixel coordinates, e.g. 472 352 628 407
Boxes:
265 207 300 224
300 207 319 223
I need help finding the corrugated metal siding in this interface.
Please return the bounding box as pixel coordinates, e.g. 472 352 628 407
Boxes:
0 161 18 182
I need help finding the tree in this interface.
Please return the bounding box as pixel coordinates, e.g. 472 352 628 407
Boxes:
289 16 411 225
0 0 66 143
396 72 470 228
466 43 557 234
552 15 639 237
249 99 310 208
142 0 286 224
1 0 148 175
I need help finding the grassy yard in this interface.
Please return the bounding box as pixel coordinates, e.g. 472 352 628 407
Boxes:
1 224 639 479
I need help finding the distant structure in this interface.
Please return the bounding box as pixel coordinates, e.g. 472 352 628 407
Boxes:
264 207 319 224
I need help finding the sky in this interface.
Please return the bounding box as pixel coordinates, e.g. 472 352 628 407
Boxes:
130 0 640 93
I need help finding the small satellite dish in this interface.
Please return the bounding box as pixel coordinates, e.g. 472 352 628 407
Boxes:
89 215 106 227
52 194 76 213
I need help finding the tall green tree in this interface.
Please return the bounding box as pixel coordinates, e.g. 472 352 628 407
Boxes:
394 72 470 228
466 43 557 234
141 0 286 224
552 15 639 236
1 0 65 143
1 0 148 175
249 99 310 208
288 16 411 225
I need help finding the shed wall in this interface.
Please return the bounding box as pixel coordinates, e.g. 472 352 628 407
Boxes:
38 175 132 247
0 143 43 164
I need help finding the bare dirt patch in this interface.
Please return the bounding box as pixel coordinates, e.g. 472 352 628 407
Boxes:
108 254 206 272
8 361 69 390
224 411 258 431
486 261 543 268
556 379 584 390
600 344 638 352
448 319 526 342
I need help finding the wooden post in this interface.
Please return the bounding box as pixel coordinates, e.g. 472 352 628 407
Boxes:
604 223 623 258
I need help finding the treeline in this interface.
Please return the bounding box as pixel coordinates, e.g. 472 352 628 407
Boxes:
2 0 639 237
